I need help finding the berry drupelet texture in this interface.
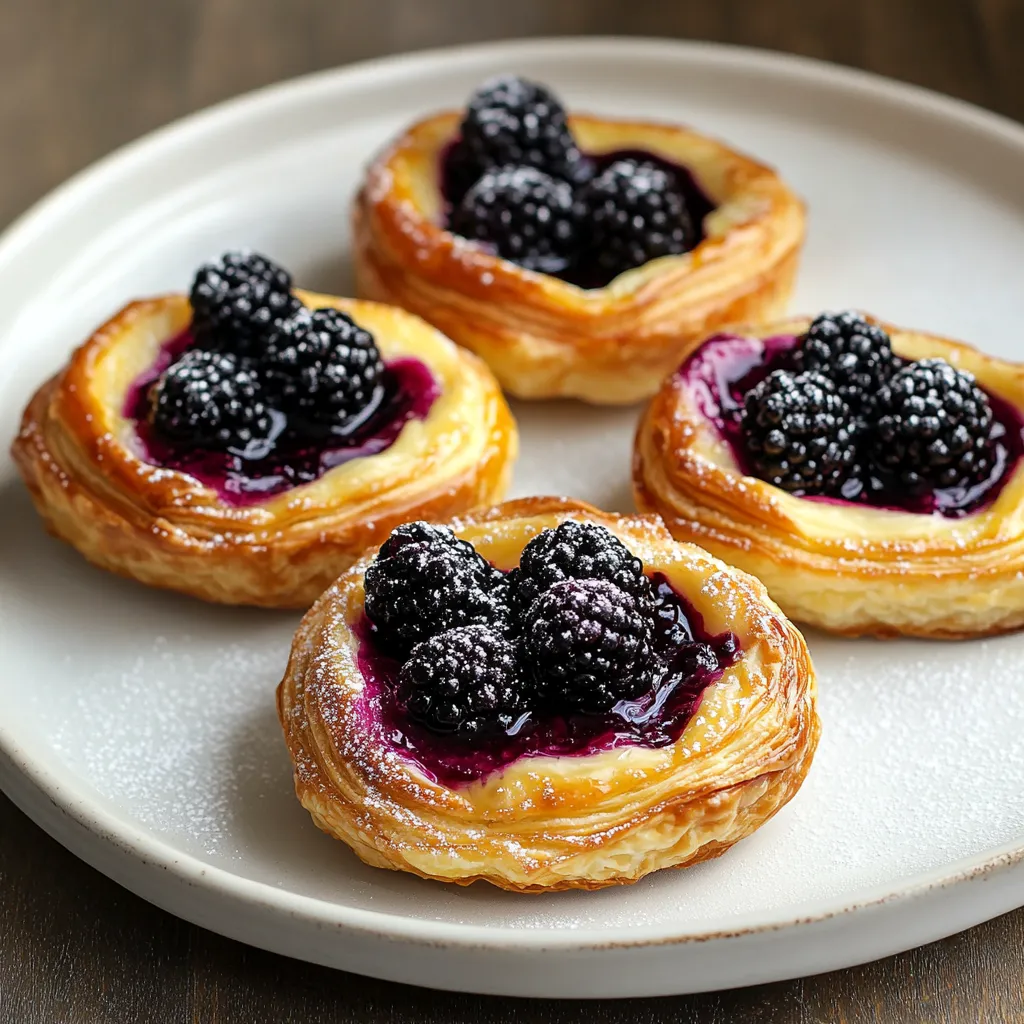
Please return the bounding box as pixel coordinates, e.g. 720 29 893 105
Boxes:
189 250 300 356
364 523 509 657
511 519 654 618
742 369 858 495
795 310 899 413
149 348 272 452
399 625 528 737
450 165 579 275
263 307 385 435
376 520 472 561
524 578 657 714
455 75 584 195
869 358 994 492
576 158 694 281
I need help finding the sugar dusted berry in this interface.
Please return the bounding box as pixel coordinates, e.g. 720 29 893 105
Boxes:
511 519 653 617
524 578 657 714
576 159 694 281
376 520 472 561
399 625 528 737
364 522 508 657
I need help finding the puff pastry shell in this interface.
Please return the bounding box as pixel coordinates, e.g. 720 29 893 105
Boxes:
353 112 806 404
634 317 1024 639
277 497 819 892
11 291 517 608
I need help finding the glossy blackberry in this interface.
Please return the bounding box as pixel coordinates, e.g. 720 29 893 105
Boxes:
263 307 385 435
399 625 528 737
795 310 899 413
511 519 653 618
456 75 585 196
576 159 694 281
742 369 857 495
449 165 578 275
364 524 508 657
869 358 995 492
149 348 273 452
524 579 657 714
189 250 300 356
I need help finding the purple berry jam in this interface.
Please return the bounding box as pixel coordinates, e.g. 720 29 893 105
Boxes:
681 332 1024 518
356 573 739 788
124 330 440 507
439 145 716 290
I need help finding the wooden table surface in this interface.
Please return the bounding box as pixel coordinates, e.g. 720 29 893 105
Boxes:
2 1 1023 1021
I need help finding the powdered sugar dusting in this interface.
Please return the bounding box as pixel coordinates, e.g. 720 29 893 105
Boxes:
45 630 297 859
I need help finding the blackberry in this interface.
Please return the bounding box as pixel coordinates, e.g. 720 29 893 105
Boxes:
189 250 301 356
742 369 857 495
795 310 899 413
456 75 585 197
376 520 471 560
511 519 653 618
674 642 720 680
576 159 694 281
364 523 508 657
149 348 272 453
263 307 385 435
399 625 528 737
524 579 657 714
442 140 490 211
449 165 578 275
869 358 994 492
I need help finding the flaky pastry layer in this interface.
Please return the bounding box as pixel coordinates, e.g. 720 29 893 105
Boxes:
11 290 517 608
276 497 818 892
634 317 1024 638
353 112 806 404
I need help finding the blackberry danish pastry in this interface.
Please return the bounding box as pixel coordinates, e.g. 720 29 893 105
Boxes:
12 251 517 607
634 311 1024 638
277 497 819 891
354 74 806 404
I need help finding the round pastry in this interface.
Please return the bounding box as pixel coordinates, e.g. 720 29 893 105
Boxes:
353 74 806 404
277 496 819 892
11 251 517 608
633 310 1024 639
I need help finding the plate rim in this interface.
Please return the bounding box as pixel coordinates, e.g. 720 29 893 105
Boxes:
3 34 1024 954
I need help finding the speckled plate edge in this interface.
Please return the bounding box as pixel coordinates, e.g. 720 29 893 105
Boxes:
2 37 1024 997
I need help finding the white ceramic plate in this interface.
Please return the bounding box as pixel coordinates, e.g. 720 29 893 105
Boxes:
2 38 1024 999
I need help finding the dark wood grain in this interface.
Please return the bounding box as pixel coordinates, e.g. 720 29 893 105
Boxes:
2 1 1023 1021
